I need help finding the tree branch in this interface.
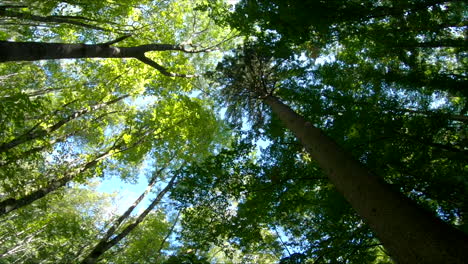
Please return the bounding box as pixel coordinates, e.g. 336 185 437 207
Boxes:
155 209 181 260
0 5 27 9
100 34 132 46
0 10 111 32
136 56 197 78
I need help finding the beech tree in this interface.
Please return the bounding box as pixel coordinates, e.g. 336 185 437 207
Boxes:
0 38 216 77
0 0 232 262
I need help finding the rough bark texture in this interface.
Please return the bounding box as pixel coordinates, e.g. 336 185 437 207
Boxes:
263 95 468 264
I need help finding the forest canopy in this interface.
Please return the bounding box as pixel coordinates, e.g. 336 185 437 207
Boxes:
0 0 467 263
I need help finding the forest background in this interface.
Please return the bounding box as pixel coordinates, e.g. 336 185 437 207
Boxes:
0 0 467 263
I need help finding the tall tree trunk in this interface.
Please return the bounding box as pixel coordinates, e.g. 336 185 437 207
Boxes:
262 95 468 264
0 40 204 77
80 173 178 264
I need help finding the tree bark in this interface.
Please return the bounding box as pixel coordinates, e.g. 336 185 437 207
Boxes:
263 95 468 264
0 40 188 61
0 40 202 77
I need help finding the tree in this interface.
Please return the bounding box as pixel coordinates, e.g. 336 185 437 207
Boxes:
1 93 221 217
0 94 128 154
178 1 467 262
2 0 466 262
0 37 212 77
208 45 468 263
0 0 233 261
228 0 467 97
103 210 180 264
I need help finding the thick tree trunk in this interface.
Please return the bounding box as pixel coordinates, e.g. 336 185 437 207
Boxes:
263 95 468 264
0 41 185 61
0 40 197 77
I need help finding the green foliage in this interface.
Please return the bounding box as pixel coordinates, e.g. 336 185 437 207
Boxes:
0 0 235 262
164 252 209 264
101 211 173 264
170 0 468 262
1 0 467 262
0 185 113 263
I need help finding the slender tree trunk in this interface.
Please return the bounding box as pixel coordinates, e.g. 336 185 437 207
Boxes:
83 163 170 253
0 118 175 217
0 110 121 167
0 117 186 216
0 95 128 153
155 210 181 262
80 173 178 264
0 9 109 31
0 148 114 217
262 95 468 264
